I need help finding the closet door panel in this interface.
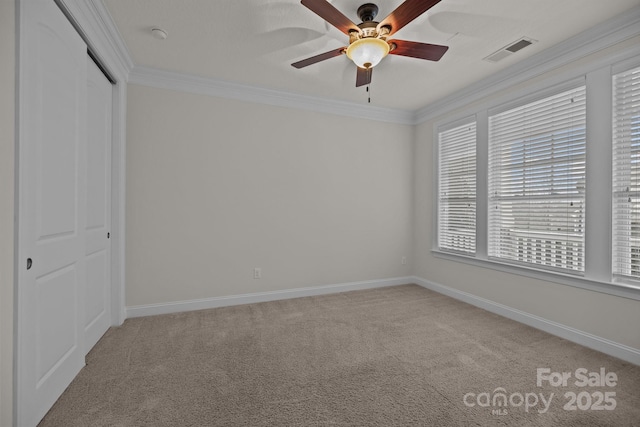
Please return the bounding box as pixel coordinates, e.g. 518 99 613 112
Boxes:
17 0 87 425
84 58 112 354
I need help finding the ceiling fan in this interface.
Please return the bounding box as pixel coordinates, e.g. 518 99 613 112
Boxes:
291 0 448 87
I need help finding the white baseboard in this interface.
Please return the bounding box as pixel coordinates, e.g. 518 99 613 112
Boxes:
126 275 639 365
411 276 640 366
126 277 413 319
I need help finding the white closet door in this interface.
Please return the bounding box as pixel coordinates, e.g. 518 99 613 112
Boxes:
17 0 87 425
84 58 112 355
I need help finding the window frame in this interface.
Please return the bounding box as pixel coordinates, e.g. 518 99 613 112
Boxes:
612 61 640 282
487 83 587 274
432 65 640 302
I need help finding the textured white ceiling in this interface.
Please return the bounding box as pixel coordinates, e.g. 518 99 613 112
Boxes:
103 0 640 110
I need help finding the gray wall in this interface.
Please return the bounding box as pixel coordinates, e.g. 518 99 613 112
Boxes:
125 84 414 307
0 0 15 425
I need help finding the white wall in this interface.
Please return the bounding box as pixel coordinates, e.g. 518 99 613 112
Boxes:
413 37 640 351
0 0 15 425
126 84 413 307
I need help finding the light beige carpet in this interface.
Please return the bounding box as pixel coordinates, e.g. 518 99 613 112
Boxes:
39 284 640 426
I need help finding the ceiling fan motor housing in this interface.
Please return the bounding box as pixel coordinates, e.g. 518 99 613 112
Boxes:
357 3 379 22
355 21 380 40
351 4 392 43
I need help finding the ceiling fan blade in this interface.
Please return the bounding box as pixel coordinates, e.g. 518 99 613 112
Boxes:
356 67 372 87
378 0 441 36
291 47 346 68
300 0 360 35
388 39 448 61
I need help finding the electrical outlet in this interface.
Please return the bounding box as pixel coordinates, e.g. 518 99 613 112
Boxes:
253 268 261 279
401 256 407 265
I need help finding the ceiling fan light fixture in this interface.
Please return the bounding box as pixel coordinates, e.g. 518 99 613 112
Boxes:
346 37 390 69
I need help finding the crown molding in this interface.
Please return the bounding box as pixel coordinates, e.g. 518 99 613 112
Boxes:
414 6 640 124
79 0 414 124
128 66 416 125
83 1 639 126
56 0 134 80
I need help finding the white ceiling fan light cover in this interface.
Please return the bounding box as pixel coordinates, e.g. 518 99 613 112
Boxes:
346 37 390 69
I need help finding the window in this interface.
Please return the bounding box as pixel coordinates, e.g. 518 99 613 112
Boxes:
433 57 640 298
438 121 477 254
488 86 587 272
613 65 640 280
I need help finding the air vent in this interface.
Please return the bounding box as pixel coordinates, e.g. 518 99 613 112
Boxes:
483 37 537 63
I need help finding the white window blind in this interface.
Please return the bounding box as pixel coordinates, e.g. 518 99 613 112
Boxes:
438 121 477 254
613 65 640 280
488 86 586 272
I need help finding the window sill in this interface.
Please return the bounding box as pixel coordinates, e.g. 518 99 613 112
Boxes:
431 249 640 301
